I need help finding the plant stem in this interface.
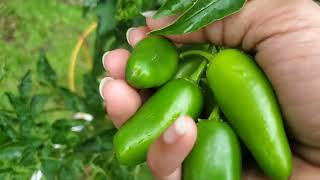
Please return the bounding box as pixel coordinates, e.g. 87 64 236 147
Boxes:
180 50 216 62
208 106 220 120
182 49 219 83
189 60 207 83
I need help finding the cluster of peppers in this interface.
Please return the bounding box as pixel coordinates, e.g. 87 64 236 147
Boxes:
113 36 293 180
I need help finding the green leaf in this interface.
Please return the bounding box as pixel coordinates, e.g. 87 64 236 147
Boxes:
0 169 32 180
86 164 108 180
5 92 31 122
96 0 117 35
20 146 39 166
0 113 18 142
18 70 32 102
91 1 117 77
116 0 158 20
83 0 100 15
83 74 104 116
58 87 86 112
0 142 27 166
30 94 49 117
51 119 87 146
37 53 57 86
153 0 195 19
90 151 154 180
0 131 9 145
58 157 84 180
0 173 11 180
75 129 116 153
5 92 37 138
41 158 63 180
152 0 246 35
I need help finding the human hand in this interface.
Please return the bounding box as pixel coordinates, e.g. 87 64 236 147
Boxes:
100 0 320 179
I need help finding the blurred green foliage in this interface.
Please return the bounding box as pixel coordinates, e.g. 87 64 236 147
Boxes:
0 0 164 179
0 0 94 110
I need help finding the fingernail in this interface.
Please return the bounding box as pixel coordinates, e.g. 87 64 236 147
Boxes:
175 116 187 135
163 116 187 144
99 77 113 100
141 10 157 18
126 28 135 45
102 51 110 69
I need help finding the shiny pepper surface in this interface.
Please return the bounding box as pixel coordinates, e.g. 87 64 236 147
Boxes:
206 49 292 180
114 79 203 166
126 36 178 89
183 118 241 180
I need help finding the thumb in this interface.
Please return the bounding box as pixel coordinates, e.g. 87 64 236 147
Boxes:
147 116 197 179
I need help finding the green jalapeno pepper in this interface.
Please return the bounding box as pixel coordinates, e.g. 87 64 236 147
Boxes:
126 36 179 89
206 49 292 180
114 59 207 165
183 108 242 180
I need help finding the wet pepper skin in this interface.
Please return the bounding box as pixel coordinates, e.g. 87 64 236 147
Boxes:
206 49 292 180
183 119 241 180
113 79 203 166
126 36 179 89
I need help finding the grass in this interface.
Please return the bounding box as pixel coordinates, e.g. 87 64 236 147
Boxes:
0 0 95 110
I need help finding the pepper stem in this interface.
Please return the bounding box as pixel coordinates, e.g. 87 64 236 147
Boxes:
182 49 219 83
180 50 216 62
189 60 207 83
208 106 220 120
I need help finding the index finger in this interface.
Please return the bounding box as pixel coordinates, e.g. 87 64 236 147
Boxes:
127 26 150 47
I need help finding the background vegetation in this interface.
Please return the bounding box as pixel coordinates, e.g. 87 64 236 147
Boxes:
0 0 94 109
0 0 161 179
